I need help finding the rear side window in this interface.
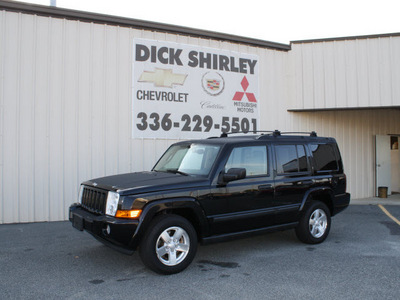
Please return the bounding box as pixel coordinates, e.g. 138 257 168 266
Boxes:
297 145 308 172
275 145 309 174
310 143 338 172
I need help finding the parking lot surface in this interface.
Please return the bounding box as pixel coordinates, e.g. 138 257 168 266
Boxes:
1 204 400 300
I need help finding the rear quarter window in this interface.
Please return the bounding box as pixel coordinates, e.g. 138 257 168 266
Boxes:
310 143 339 172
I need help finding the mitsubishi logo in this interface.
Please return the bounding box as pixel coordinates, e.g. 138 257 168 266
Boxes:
232 76 257 102
138 68 187 88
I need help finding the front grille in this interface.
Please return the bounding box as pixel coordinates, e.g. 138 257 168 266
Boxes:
80 186 107 214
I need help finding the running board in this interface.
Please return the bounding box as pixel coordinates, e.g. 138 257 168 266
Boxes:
201 222 299 245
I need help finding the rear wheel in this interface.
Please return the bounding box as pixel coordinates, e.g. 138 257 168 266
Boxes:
139 214 197 274
295 201 331 244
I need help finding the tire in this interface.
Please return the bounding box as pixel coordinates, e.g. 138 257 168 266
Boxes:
139 214 198 275
295 201 331 244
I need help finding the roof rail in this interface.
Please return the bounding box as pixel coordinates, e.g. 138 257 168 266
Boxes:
255 130 281 138
218 130 317 139
256 130 318 139
219 130 276 138
280 131 318 137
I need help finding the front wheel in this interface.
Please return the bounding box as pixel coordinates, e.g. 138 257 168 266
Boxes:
139 214 198 274
295 201 331 244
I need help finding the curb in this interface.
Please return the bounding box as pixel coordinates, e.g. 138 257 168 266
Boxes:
351 196 400 206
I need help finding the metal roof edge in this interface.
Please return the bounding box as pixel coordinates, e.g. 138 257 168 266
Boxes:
0 0 291 51
288 106 400 112
291 32 400 44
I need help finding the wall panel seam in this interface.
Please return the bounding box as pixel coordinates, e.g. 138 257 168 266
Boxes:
16 12 22 223
0 11 4 223
32 15 37 222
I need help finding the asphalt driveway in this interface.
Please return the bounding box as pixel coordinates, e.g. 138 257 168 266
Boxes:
1 204 400 300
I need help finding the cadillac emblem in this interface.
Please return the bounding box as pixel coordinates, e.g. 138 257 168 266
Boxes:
202 71 225 96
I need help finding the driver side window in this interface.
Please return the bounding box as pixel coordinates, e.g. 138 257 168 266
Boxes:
225 146 268 177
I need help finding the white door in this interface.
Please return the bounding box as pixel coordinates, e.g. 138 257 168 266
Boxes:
376 135 391 196
391 137 400 193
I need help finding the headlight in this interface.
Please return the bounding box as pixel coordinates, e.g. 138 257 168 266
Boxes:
106 191 120 216
78 185 84 204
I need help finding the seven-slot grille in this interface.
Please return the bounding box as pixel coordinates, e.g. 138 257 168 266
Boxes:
80 186 107 214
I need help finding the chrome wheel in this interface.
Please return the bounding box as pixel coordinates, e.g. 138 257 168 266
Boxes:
156 226 190 266
309 209 328 238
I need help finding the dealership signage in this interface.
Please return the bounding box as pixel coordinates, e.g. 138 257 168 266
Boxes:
132 38 259 139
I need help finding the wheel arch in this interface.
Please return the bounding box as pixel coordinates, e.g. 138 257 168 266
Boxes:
130 198 208 249
300 187 334 216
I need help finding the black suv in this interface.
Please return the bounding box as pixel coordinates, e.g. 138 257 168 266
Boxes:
69 131 350 274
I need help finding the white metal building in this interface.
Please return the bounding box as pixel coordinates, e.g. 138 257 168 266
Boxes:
1 1 399 224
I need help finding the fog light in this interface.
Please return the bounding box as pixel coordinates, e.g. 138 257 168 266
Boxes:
106 225 111 235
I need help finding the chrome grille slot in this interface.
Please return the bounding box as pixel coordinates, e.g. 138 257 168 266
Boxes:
80 186 107 214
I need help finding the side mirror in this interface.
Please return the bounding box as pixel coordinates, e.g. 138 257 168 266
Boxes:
222 168 246 183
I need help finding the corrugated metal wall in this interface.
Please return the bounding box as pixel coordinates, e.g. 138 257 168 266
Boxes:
286 38 400 198
288 109 400 199
0 11 283 224
1 12 136 223
289 37 400 110
1 10 400 224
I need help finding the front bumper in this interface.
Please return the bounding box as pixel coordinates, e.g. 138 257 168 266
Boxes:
69 204 139 254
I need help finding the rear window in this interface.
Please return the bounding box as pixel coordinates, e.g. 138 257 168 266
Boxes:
310 143 338 172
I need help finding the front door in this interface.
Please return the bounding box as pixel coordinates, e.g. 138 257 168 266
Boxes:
209 145 275 235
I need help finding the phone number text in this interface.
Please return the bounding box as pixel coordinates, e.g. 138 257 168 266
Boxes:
136 112 257 133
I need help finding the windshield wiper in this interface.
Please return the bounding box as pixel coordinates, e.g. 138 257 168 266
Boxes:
166 169 189 176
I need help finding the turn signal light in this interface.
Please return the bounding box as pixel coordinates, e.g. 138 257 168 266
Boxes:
115 209 142 219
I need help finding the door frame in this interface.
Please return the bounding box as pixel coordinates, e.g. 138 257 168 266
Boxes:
375 135 391 196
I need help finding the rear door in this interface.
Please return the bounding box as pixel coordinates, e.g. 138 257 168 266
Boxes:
273 143 313 224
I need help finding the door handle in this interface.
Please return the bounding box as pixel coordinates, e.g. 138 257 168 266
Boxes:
299 180 313 185
258 184 272 191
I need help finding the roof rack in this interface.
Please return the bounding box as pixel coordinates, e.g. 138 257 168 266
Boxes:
217 130 318 138
219 130 276 138
281 131 317 137
257 130 318 139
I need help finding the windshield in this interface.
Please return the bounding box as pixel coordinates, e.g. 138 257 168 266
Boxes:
153 144 221 176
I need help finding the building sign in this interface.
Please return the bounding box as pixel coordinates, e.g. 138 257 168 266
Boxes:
132 38 259 139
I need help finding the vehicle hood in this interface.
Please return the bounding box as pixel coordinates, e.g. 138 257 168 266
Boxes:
83 171 209 195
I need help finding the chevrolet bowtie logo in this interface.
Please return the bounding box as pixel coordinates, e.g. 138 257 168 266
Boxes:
138 68 187 88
